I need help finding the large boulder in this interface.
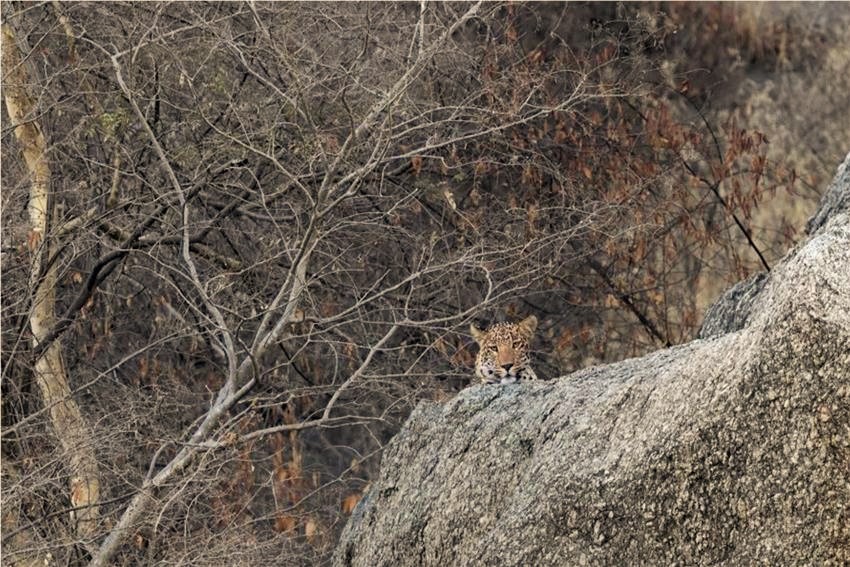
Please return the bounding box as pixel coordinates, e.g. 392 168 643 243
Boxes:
334 154 850 567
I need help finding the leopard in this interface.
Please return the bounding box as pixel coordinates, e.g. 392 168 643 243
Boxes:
469 315 539 384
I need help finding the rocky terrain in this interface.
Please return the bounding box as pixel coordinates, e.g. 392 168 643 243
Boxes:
335 154 850 566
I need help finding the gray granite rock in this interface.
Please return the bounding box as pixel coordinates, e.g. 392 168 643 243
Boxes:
700 152 849 339
806 152 850 235
698 271 768 338
334 156 850 567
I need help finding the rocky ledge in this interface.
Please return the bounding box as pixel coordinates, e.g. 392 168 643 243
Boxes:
335 154 850 567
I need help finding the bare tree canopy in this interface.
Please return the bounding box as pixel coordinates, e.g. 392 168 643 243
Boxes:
2 2 847 565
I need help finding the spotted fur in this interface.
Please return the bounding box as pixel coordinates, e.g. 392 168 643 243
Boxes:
470 315 539 384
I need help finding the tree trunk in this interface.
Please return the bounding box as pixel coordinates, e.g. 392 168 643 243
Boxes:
2 22 101 553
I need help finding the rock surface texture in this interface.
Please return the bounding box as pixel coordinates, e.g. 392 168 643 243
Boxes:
335 154 850 567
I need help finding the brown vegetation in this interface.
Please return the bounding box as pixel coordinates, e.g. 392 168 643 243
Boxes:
2 2 847 565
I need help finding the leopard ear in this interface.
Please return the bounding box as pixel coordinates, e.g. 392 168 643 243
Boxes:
469 323 487 345
517 315 538 340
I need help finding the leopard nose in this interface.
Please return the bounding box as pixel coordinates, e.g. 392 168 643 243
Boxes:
502 363 513 372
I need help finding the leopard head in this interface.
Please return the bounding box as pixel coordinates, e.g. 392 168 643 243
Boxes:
469 315 538 384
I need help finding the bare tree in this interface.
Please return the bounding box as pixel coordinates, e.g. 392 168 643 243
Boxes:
2 19 100 556
2 2 830 565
